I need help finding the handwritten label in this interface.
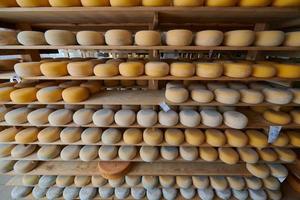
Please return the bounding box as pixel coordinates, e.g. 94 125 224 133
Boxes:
159 102 171 112
268 126 282 143
10 75 22 83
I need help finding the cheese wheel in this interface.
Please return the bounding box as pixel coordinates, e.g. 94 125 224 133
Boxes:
36 87 63 103
0 106 10 122
191 176 208 189
252 63 277 78
15 128 38 144
94 63 119 77
0 127 18 142
179 146 198 161
49 0 81 6
143 128 163 145
196 62 223 78
214 88 240 104
263 88 293 105
145 61 169 77
224 30 255 46
56 176 74 187
131 188 145 199
166 30 193 46
105 29 132 45
60 128 82 143
263 110 291 125
197 187 214 200
80 128 101 144
0 0 18 7
135 31 161 46
60 145 80 160
48 109 73 125
227 177 245 190
137 109 157 127
73 108 94 125
0 160 15 173
200 109 223 127
170 62 195 77
237 148 259 164
274 148 296 162
184 129 204 146
142 176 158 189
257 148 278 162
248 189 267 200
246 163 270 178
274 63 300 78
123 128 142 144
10 88 38 103
287 131 300 147
11 186 32 199
28 108 52 126
142 0 170 6
98 188 114 198
16 0 50 6
158 110 178 126
79 188 97 200
45 30 76 45
81 0 110 6
23 175 40 186
164 129 184 145
290 89 300 104
290 110 300 124
158 176 175 188
245 177 262 190
224 111 248 129
240 89 264 104
37 145 60 160
76 31 104 45
0 144 14 157
239 0 272 6
272 132 289 147
40 61 68 77
160 146 178 160
17 31 47 46
195 30 224 46
67 61 96 76
91 176 107 187
165 87 189 103
14 160 38 173
110 0 140 6
263 176 280 190
210 176 228 190
98 145 118 161
218 147 239 164
273 0 300 7
140 146 159 162
224 129 248 147
125 176 141 186
0 31 18 45
38 127 60 143
102 128 122 144
284 32 300 47
5 107 31 125
14 62 42 78
266 189 282 200
119 61 144 77
79 145 98 161
205 129 226 147
93 109 114 126
114 109 136 126
179 109 201 127
223 62 252 78
108 177 124 187
246 130 268 148
74 176 91 187
191 89 214 104
268 164 288 178
0 87 14 101
255 31 285 47
118 145 137 161
62 87 90 103
46 187 64 200
176 176 192 188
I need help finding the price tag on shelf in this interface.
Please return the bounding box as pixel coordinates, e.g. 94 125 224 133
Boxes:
10 75 22 83
160 102 171 112
278 176 287 183
268 126 282 143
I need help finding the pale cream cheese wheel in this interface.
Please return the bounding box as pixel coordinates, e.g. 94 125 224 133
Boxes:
224 30 255 47
17 31 47 46
165 87 189 103
214 88 240 104
223 111 248 129
255 31 285 47
105 29 132 46
135 31 161 46
195 30 224 46
27 108 53 126
76 31 104 45
165 30 193 46
45 30 77 45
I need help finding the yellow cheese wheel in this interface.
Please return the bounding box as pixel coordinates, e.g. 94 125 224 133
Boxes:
166 30 193 46
45 30 77 45
62 87 90 103
0 0 18 7
74 176 91 187
206 0 237 6
273 0 300 7
76 31 105 45
196 63 223 78
237 148 259 164
272 132 289 147
81 0 110 6
287 131 300 147
274 63 300 78
170 62 195 77
165 129 184 145
245 177 262 190
252 63 277 78
173 0 203 6
119 61 144 77
123 128 143 144
0 128 18 142
184 129 205 145
224 30 255 47
209 176 228 190
22 175 40 186
246 130 268 148
10 88 38 103
284 32 300 47
105 29 132 45
38 127 61 143
205 129 226 147
56 176 74 187
257 148 278 162
142 0 170 6
15 128 39 143
291 110 300 124
223 62 252 78
224 129 248 147
94 63 119 78
263 110 291 125
191 89 214 103
218 147 239 165
80 81 101 94
195 30 224 46
49 0 81 6
14 62 42 77
0 31 18 45
227 177 245 190
239 0 272 6
40 61 69 77
246 163 270 178
240 89 264 104
255 31 285 47
37 87 63 103
0 87 14 101
17 31 47 45
135 30 161 46
143 128 163 145
16 0 50 6
263 176 280 190
67 60 98 77
274 148 296 162
110 0 140 6
145 62 169 77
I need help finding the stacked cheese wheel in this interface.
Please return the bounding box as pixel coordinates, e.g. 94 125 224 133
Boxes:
3 29 300 47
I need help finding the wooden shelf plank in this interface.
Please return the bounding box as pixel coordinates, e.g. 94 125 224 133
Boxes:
2 161 252 176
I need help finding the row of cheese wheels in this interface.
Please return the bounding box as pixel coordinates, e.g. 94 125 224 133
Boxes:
1 125 299 148
11 186 282 200
13 60 300 79
1 0 300 7
0 142 296 164
3 29 300 47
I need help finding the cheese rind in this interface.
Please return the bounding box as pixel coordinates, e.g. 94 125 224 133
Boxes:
205 129 226 147
196 63 223 78
67 61 96 77
15 128 39 144
284 32 300 47
16 0 50 7
0 0 18 7
105 29 132 45
225 129 248 147
223 111 248 129
274 63 300 78
184 129 205 145
145 62 169 77
17 31 47 45
81 0 110 6
255 31 285 47
119 61 144 77
214 88 240 104
135 30 161 46
14 62 42 77
37 145 60 160
224 30 255 46
27 108 53 125
5 108 31 125
76 31 105 45
223 62 252 78
195 30 224 46
246 163 270 178
94 63 119 77
287 131 300 147
0 31 18 45
49 0 82 6
166 30 193 46
38 127 61 143
170 62 195 77
45 30 77 45
62 87 90 103
240 89 264 104
165 129 184 145
263 110 291 125
0 87 14 101
190 88 213 103
246 130 268 148
37 87 63 103
40 61 69 77
143 128 163 145
263 88 293 104
165 87 189 103
123 128 143 144
252 63 277 78
219 147 239 165
173 0 204 6
10 88 38 103
48 109 73 126
0 128 18 142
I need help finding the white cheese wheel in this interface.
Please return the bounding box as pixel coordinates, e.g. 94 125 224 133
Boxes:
179 109 201 127
28 108 53 126
118 145 137 161
105 29 132 45
38 127 61 143
143 128 163 145
240 89 264 104
216 189 231 200
98 187 114 198
145 61 169 77
48 109 73 126
60 128 82 143
290 88 300 104
49 0 82 6
165 87 189 103
60 145 81 160
98 145 118 161
195 30 224 46
163 188 178 199
255 31 285 47
123 128 143 144
200 109 223 127
223 62 252 78
214 88 240 105
115 188 130 199
206 0 237 6
191 176 209 189
32 186 48 199
125 176 141 186
224 30 255 46
218 147 239 164
158 110 178 126
101 128 122 144
73 108 94 125
246 163 270 178
14 62 42 77
197 187 215 200
232 189 248 200
11 186 32 199
284 32 300 47
76 31 104 45
135 31 161 46
14 160 38 173
263 88 293 105
81 128 101 144
137 109 157 127
179 146 198 161
160 146 178 161
131 188 146 199
176 176 192 188
223 111 248 129
249 189 267 200
239 0 272 6
268 164 288 178
17 31 47 46
142 176 158 189
37 145 60 160
159 176 175 188
93 109 114 126
227 176 245 190
170 62 195 77
140 146 159 162
45 30 77 45
114 109 136 126
196 62 223 78
92 176 107 187
165 129 184 145
209 176 228 190
74 176 91 187
147 188 162 200
166 30 193 46
0 31 18 45
79 145 98 161
5 107 31 125
108 177 124 187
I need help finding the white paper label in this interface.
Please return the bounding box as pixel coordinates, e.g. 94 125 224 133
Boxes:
278 176 287 183
268 126 282 143
10 75 22 83
160 102 171 112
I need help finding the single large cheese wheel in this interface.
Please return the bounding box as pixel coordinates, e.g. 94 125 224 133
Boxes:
274 148 296 162
245 177 262 190
14 62 42 77
17 31 47 46
98 187 114 198
10 88 37 103
131 188 145 199
98 145 118 161
263 176 280 190
239 0 272 6
37 145 60 160
263 88 293 105
246 163 270 178
0 31 18 45
123 128 143 144
0 127 18 142
140 146 159 162
185 129 205 146
60 128 82 143
0 87 14 101
74 176 91 187
268 164 288 178
40 61 68 77
142 176 158 189
166 87 189 104
160 146 178 160
200 109 222 127
266 189 282 200
191 176 209 189
214 88 240 104
179 146 198 161
272 132 289 147
118 145 137 161
108 177 124 187
0 144 14 157
219 147 239 164
145 62 169 77
196 62 223 78
62 87 90 103
81 128 101 144
158 110 178 126
273 0 300 7
176 176 192 188
15 128 39 144
56 176 74 187
79 145 98 161
210 176 228 190
37 87 63 103
159 176 175 188
257 148 278 162
274 63 300 78
38 127 61 143
23 175 40 186
170 62 195 77
114 109 136 126
105 29 132 45
205 129 226 147
0 160 15 173
143 128 163 145
263 110 291 125
45 30 76 45
142 0 170 6
199 147 218 162
246 130 268 148
73 108 94 125
102 128 122 144
252 63 277 78
287 131 300 147
240 89 264 104
5 107 31 125
93 109 114 126
49 0 81 6
76 31 104 45
60 145 80 160
224 30 255 46
16 0 50 7
165 129 184 145
14 160 38 173
67 61 96 76
46 187 64 200
28 108 52 126
137 109 157 127
227 177 245 190
94 63 119 77
48 109 73 126
81 0 110 6
224 111 248 129
225 129 248 147
255 31 285 47
206 0 237 6
166 30 193 46
92 176 107 187
125 176 141 186
237 148 259 164
179 109 201 127
11 186 32 199
223 62 252 78
284 32 300 46
119 61 144 77
135 31 161 46
195 30 224 46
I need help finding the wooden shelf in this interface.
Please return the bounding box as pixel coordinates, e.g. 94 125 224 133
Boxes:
2 161 252 176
